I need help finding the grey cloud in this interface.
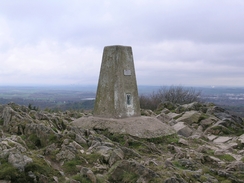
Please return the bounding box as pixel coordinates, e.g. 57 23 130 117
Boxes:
0 0 244 86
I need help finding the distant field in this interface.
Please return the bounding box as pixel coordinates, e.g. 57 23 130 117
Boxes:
0 85 244 116
0 86 96 111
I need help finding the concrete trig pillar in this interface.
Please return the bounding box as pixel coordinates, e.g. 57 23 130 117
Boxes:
94 45 141 118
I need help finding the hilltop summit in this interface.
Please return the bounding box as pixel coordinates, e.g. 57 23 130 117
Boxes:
0 102 244 182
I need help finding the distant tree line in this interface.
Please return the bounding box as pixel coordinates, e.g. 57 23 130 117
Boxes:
140 86 202 110
54 100 95 111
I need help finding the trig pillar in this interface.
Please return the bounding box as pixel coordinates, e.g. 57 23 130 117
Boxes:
94 45 141 118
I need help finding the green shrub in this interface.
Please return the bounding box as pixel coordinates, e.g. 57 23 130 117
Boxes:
28 134 42 148
72 174 92 183
25 154 59 181
48 134 58 143
198 114 209 122
0 160 33 183
63 158 83 175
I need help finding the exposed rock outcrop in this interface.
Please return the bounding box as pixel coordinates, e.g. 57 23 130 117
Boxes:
0 102 244 182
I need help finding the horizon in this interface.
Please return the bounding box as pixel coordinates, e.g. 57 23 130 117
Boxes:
0 84 244 89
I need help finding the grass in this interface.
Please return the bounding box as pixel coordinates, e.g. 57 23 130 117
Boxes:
0 160 27 182
63 156 84 175
0 156 58 183
206 149 215 156
172 160 187 170
210 124 244 136
0 118 4 125
108 167 139 183
83 153 102 164
198 113 209 122
63 153 102 175
28 134 42 149
27 153 61 180
216 154 235 162
121 171 139 183
48 133 58 143
21 131 60 150
72 174 92 183
210 126 233 135
63 157 83 175
98 130 127 145
146 134 179 144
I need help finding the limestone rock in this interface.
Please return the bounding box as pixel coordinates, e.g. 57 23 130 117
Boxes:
28 171 37 182
108 148 124 166
35 112 49 120
55 140 84 161
156 112 172 123
8 152 33 171
80 167 97 183
1 102 244 182
24 123 58 146
0 181 11 183
172 122 193 137
167 112 182 120
141 109 155 116
204 155 222 164
177 158 199 171
181 102 204 111
167 145 187 159
121 146 141 159
209 106 244 125
213 136 232 143
178 138 189 146
94 145 113 162
164 177 187 183
200 118 215 129
176 111 201 124
226 161 244 171
56 149 75 161
108 160 159 182
2 106 14 127
238 134 244 144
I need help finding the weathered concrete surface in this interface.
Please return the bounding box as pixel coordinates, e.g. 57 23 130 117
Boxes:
72 116 175 138
94 45 140 118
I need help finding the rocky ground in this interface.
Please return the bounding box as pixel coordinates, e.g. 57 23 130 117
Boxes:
0 102 244 183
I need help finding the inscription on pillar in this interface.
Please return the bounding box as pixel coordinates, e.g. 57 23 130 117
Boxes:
124 70 131 76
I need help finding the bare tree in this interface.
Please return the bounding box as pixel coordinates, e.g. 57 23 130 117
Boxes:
140 86 201 110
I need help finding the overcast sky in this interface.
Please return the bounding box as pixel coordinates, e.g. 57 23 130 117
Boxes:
0 0 244 87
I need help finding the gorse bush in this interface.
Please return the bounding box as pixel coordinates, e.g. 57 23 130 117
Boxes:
140 86 201 110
